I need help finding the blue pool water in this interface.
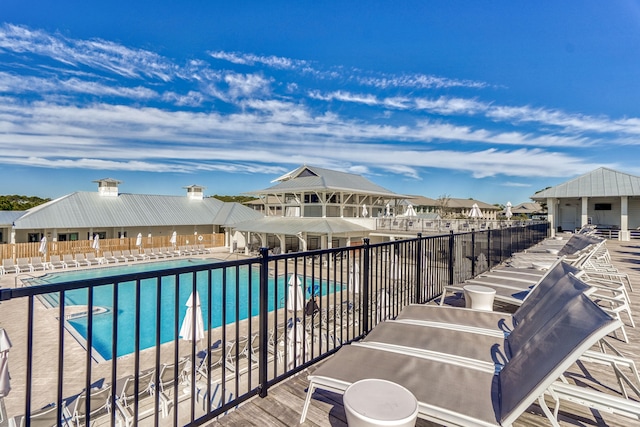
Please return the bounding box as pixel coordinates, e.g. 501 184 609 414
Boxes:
30 259 342 360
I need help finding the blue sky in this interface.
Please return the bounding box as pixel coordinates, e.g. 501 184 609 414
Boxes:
2 1 640 205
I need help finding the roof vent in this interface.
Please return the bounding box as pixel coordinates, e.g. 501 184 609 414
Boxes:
184 185 205 200
93 178 122 197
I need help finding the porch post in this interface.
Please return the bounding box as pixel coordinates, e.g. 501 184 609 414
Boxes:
620 196 630 241
547 198 556 237
581 197 589 228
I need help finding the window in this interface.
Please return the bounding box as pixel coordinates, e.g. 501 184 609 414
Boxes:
57 233 79 241
594 203 612 211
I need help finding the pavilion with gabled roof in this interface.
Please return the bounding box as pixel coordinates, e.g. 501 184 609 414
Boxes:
237 165 406 252
531 167 640 240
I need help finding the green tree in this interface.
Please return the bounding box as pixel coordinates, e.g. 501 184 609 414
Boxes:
211 195 258 203
0 195 51 210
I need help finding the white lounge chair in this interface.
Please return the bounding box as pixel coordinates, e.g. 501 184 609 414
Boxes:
68 385 112 427
143 248 159 259
30 257 47 271
74 253 89 267
159 358 189 395
102 251 119 264
63 254 79 268
112 251 127 263
300 294 621 426
121 250 137 262
16 257 33 272
116 369 169 426
131 249 147 261
8 402 66 427
48 255 67 269
2 259 20 274
84 253 100 266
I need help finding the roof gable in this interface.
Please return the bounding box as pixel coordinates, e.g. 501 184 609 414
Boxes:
254 165 403 197
532 167 640 199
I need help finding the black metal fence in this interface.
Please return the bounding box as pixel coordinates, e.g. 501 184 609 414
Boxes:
0 222 548 426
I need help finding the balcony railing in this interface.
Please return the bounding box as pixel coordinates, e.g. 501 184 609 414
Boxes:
0 222 548 426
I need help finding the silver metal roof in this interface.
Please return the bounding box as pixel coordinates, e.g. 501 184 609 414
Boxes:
532 167 640 199
249 165 404 197
232 217 371 235
13 192 261 229
0 211 25 226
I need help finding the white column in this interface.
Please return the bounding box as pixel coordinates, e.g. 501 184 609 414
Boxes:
581 197 589 228
547 198 556 237
620 196 630 241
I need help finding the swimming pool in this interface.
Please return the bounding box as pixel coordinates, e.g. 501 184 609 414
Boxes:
30 259 343 360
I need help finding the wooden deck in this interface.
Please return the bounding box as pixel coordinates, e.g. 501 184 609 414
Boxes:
206 239 640 426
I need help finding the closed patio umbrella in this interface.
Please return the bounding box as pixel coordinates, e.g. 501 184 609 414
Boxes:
0 328 12 398
38 236 47 255
287 275 304 312
169 231 177 246
405 204 417 217
505 201 513 220
348 262 360 294
362 204 368 218
179 291 205 343
92 234 100 250
135 233 142 247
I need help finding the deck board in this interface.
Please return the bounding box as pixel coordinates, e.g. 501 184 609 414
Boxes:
206 239 640 426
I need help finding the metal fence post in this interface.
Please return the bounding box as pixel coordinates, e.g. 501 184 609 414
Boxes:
486 227 491 269
471 230 476 277
362 238 370 333
415 233 423 303
258 247 269 398
448 230 455 285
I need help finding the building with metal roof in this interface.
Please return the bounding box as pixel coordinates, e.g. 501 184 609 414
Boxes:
238 165 404 252
1 179 262 245
531 167 640 240
403 195 501 219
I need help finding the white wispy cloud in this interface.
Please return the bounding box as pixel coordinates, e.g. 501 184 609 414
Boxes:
0 24 179 81
0 72 157 99
210 51 307 70
356 73 488 90
224 73 272 99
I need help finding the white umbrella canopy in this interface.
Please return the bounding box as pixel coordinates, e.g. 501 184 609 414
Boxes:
38 236 47 255
362 204 368 218
385 203 391 217
287 275 305 312
135 233 142 247
0 328 12 398
505 201 513 219
169 231 177 246
405 204 417 217
179 291 205 342
348 262 360 294
92 234 100 250
468 203 483 218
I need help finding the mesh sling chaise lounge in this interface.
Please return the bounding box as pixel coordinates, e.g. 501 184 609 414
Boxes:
358 272 594 374
439 258 578 308
300 294 621 426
